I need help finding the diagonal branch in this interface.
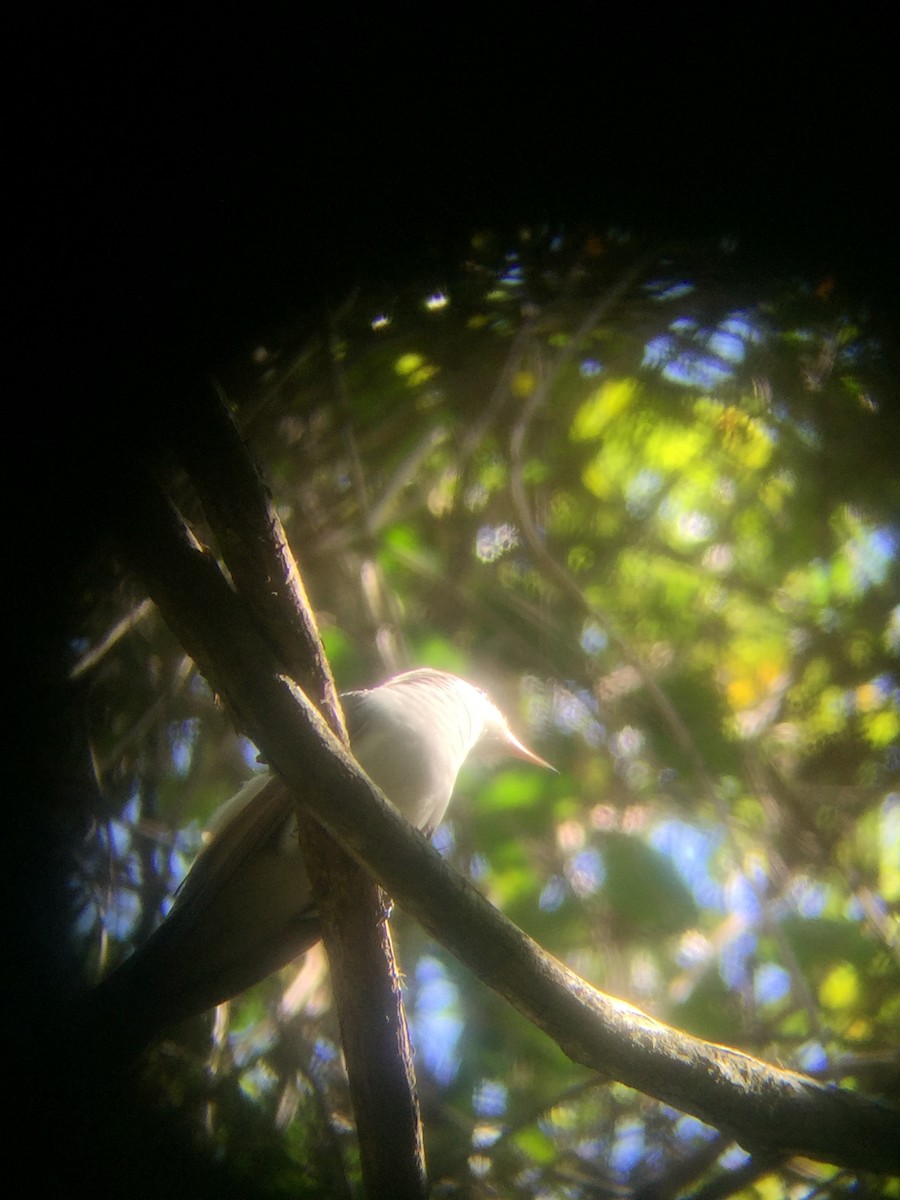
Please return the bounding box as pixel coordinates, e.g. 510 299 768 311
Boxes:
121 383 427 1200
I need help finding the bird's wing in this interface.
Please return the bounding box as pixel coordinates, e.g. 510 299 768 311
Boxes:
92 775 310 1033
169 774 296 932
166 686 377 932
340 687 377 743
172 683 417 929
171 687 375 928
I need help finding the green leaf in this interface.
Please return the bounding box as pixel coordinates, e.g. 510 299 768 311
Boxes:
600 832 699 936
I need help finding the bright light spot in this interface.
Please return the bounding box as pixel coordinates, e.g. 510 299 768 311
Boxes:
881 795 900 902
624 468 663 515
675 511 713 543
108 816 134 861
721 1145 752 1169
469 852 489 880
583 721 606 748
643 311 758 387
239 1061 278 1101
473 1079 508 1117
856 677 892 712
314 1037 339 1063
703 543 733 573
847 525 897 590
652 819 724 909
820 962 860 1010
170 718 199 775
431 824 455 856
472 1122 502 1149
589 804 617 830
642 334 673 369
539 876 566 912
797 1041 828 1072
708 330 746 363
630 950 660 995
101 886 143 941
724 878 763 921
580 620 608 655
370 313 391 331
575 1137 604 1162
239 737 266 770
475 522 520 563
789 875 828 917
610 1120 645 1177
428 465 459 516
677 929 713 967
886 607 900 654
541 1102 577 1133
467 1154 490 1178
720 929 758 989
411 957 464 1085
565 847 605 897
745 851 769 890
674 1114 717 1144
597 664 642 701
424 291 449 311
552 686 601 736
858 390 879 412
611 725 644 759
720 312 760 342
395 352 425 376
464 481 489 511
754 962 791 1005
646 279 695 302
580 358 603 377
556 819 586 852
622 805 647 833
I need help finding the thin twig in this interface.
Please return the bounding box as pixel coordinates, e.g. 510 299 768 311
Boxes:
70 597 155 680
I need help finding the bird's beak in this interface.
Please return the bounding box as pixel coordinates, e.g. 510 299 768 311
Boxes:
503 727 557 772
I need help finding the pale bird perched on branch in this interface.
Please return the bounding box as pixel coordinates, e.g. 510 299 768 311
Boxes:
89 669 552 1053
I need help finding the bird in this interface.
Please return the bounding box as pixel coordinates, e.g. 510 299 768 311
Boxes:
88 668 552 1053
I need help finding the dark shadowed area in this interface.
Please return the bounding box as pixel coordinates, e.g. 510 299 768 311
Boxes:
9 12 898 1198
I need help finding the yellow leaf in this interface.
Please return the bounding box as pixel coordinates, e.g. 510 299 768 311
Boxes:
395 352 424 376
863 708 899 747
820 962 859 1010
880 802 900 902
512 370 535 397
570 378 638 441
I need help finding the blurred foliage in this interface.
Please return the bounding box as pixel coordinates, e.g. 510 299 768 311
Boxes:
68 228 899 1196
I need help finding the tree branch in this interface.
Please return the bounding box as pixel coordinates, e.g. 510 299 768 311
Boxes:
113 466 900 1176
151 378 427 1200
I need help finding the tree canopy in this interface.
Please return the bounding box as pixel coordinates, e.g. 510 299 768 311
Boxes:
63 230 899 1196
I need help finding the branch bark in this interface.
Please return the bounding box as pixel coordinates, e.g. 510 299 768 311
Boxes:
114 446 900 1178
146 379 428 1200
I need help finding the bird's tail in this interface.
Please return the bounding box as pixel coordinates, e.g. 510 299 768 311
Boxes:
77 905 325 1065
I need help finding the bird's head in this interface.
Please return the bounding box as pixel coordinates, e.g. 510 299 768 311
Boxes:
389 670 552 771
470 691 555 771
